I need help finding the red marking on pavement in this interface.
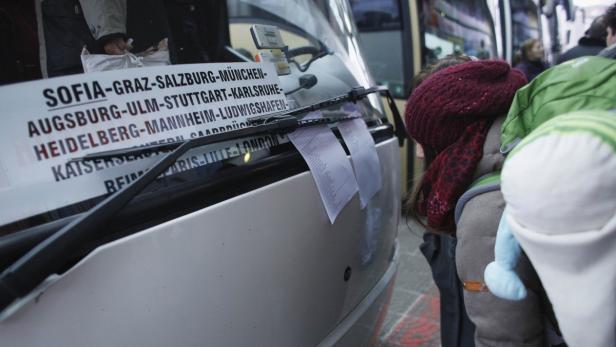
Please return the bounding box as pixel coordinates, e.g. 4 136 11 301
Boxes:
380 285 441 347
369 278 397 347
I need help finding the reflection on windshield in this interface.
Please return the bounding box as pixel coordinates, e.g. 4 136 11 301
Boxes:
230 0 382 114
422 0 496 64
351 0 402 32
511 0 540 55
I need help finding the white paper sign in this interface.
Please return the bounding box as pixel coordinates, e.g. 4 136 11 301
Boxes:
338 117 382 208
288 125 358 223
0 62 288 226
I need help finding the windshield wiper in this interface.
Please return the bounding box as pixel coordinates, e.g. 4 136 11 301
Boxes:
79 86 405 161
0 86 406 313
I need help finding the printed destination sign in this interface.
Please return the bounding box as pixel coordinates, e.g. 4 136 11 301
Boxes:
0 62 288 226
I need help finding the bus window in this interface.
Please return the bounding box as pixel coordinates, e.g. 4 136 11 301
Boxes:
511 0 540 61
421 0 497 64
352 0 402 31
228 0 385 116
349 0 406 98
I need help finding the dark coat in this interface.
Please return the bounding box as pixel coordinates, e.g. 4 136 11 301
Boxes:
514 59 547 82
420 233 476 347
556 37 606 64
598 43 616 59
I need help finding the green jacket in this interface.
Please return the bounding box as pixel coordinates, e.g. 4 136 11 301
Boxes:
501 56 616 153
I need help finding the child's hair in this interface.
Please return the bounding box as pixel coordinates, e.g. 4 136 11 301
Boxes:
412 54 473 88
519 38 540 61
405 54 473 234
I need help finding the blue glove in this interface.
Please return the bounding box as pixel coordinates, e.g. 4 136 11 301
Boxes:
484 209 527 301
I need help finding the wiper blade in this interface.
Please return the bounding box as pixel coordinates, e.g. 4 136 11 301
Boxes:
75 86 402 162
74 114 353 163
0 115 353 313
72 114 299 162
0 86 406 314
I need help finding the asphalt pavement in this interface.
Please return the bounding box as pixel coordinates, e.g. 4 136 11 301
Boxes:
378 218 441 347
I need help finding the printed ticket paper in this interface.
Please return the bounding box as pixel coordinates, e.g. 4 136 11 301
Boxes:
0 62 288 226
337 117 382 208
288 124 359 224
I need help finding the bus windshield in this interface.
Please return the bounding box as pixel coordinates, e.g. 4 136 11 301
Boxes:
228 0 382 113
422 0 498 64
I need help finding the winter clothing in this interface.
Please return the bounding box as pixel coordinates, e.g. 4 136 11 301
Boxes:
598 42 616 59
38 0 97 77
79 0 127 43
79 0 168 54
406 59 544 346
514 59 547 81
500 111 616 347
405 60 526 230
420 233 476 347
455 116 545 347
555 37 606 64
556 15 606 64
501 56 616 153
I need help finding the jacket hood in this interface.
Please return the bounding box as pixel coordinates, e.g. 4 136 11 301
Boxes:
578 36 606 48
501 56 616 153
503 110 616 233
502 110 616 347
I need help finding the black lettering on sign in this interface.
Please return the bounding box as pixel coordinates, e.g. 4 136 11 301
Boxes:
104 170 145 194
43 82 106 107
161 155 203 177
163 89 228 110
144 109 219 135
126 98 159 116
230 85 279 99
28 104 123 138
218 67 265 82
208 121 247 135
155 71 217 89
112 77 152 95
32 124 141 161
242 135 280 153
220 99 286 119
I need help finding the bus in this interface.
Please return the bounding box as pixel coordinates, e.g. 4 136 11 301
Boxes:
0 1 405 346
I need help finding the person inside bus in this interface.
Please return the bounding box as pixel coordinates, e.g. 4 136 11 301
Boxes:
514 38 547 81
556 15 606 64
406 57 549 347
79 0 167 55
599 3 616 59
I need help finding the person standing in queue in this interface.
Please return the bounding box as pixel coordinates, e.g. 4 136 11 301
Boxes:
556 15 606 63
410 54 476 347
514 39 547 81
599 3 616 59
406 59 549 346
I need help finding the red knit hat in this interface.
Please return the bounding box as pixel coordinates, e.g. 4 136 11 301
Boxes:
406 60 526 153
406 60 526 231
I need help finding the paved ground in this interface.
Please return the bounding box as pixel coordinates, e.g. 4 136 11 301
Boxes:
378 217 441 347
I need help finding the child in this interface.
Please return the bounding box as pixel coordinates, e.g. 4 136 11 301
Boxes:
406 59 547 346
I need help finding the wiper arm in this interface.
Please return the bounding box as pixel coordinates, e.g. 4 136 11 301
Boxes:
0 115 353 313
0 86 406 313
376 86 407 147
78 86 406 161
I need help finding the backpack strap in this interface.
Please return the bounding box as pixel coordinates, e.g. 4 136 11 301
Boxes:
454 172 501 225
